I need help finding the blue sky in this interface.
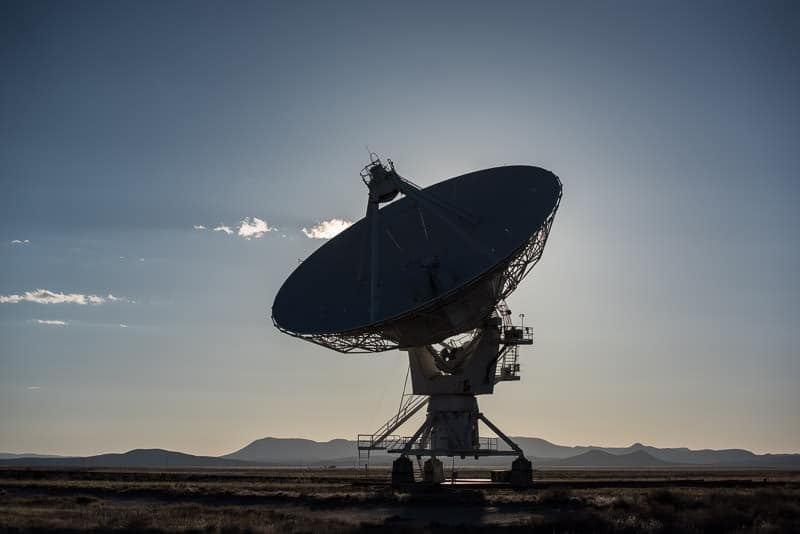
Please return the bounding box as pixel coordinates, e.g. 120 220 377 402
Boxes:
1 1 798 456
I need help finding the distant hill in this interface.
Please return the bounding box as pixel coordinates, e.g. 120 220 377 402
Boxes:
552 449 672 468
0 453 67 460
2 437 797 469
509 437 776 466
0 449 253 468
224 437 800 468
223 437 359 465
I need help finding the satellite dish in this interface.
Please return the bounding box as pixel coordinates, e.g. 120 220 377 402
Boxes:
272 156 562 486
273 158 561 353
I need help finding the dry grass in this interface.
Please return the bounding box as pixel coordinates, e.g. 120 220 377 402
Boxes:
0 467 798 532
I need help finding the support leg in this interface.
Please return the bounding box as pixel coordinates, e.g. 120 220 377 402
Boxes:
478 413 533 487
401 415 432 455
390 415 433 487
478 413 523 455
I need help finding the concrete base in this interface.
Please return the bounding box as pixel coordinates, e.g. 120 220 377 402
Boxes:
391 456 415 486
509 456 533 488
423 457 445 484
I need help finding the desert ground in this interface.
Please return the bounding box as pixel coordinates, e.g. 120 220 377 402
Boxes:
1 467 798 533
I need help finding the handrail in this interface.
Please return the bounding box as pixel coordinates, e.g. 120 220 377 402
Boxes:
358 395 429 450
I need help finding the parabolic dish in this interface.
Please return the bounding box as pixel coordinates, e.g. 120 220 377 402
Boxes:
272 165 562 352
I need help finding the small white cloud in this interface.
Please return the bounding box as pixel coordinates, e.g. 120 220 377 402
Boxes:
0 289 131 305
36 319 67 326
14 289 95 305
119 256 125 260
10 239 30 245
26 386 41 390
302 218 353 239
138 258 145 262
119 323 128 328
237 216 275 239
203 218 281 239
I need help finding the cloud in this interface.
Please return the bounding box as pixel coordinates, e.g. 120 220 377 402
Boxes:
26 386 41 390
36 319 67 326
10 239 30 245
238 217 274 239
302 218 353 239
0 289 131 305
201 217 278 239
119 323 128 328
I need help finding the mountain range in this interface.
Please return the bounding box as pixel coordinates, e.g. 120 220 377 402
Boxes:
1 437 798 469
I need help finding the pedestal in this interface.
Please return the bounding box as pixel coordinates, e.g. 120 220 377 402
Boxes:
509 456 533 488
423 457 445 484
391 456 415 486
426 395 480 452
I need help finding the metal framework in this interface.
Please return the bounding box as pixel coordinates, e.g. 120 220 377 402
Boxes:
357 299 533 468
390 412 521 458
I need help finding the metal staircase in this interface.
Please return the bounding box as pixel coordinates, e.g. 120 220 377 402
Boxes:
357 367 429 466
495 300 532 382
495 345 521 382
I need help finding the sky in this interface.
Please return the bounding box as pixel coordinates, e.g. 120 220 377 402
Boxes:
1 1 798 456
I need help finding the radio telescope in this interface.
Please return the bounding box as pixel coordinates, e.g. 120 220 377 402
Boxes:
272 155 562 486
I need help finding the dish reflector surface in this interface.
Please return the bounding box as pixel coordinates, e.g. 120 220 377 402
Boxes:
272 165 561 351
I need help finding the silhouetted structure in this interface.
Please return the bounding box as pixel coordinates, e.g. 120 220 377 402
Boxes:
272 156 562 486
